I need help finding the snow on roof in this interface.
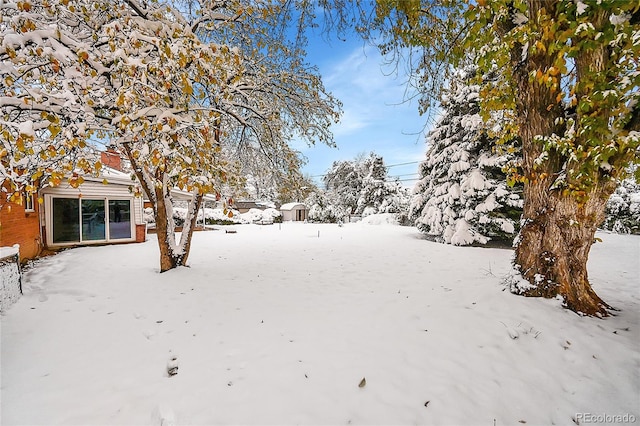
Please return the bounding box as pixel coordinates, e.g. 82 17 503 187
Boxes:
166 189 219 203
279 202 307 211
100 166 130 178
80 166 134 186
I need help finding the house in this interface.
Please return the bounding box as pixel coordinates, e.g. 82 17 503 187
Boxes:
39 172 146 250
231 200 275 214
0 150 146 262
232 201 264 214
280 202 308 222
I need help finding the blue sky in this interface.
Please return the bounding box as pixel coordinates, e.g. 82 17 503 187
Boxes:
293 32 431 188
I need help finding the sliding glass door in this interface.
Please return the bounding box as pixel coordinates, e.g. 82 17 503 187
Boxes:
52 198 80 243
51 197 133 245
81 199 106 241
108 200 132 239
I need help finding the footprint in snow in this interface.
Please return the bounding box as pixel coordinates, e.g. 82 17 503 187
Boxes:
150 404 175 426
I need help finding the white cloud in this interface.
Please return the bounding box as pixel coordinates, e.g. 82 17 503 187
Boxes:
299 41 431 184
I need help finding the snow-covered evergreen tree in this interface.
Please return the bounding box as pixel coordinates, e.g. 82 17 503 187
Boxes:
306 189 349 223
354 154 406 216
601 169 640 234
310 152 410 223
410 67 522 245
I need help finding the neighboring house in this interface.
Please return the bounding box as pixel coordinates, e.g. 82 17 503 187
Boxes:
143 190 220 211
232 201 265 213
280 202 308 222
0 150 146 262
230 201 276 214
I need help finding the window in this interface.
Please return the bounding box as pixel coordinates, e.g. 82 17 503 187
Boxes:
24 192 35 212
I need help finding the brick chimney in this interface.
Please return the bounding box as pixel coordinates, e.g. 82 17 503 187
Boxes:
100 145 122 171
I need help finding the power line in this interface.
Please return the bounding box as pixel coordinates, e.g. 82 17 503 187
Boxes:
385 161 421 169
309 160 422 179
389 173 420 178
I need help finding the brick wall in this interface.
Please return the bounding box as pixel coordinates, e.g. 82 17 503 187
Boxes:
0 199 42 261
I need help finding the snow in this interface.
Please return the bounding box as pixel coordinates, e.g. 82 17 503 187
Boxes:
170 207 281 226
610 13 630 26
359 212 398 225
1 223 639 425
17 120 35 137
576 1 588 16
280 202 305 211
0 245 20 258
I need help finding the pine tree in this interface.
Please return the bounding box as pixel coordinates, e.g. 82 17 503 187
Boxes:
356 153 409 217
410 66 522 245
312 152 410 223
319 0 639 315
602 167 640 234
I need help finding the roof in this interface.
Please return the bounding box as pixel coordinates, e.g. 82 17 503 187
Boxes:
233 201 264 210
167 189 219 203
280 202 307 211
100 166 130 178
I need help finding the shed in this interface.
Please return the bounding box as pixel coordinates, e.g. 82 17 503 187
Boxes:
280 202 308 222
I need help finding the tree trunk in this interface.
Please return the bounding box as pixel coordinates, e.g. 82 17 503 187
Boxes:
153 183 203 273
126 150 205 273
176 193 203 268
507 0 614 316
511 182 615 316
154 185 181 272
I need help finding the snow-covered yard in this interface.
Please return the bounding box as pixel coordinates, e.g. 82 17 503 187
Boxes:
1 221 638 425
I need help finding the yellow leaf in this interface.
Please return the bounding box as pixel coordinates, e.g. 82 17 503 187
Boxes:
182 77 193 95
48 123 61 138
78 50 89 63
